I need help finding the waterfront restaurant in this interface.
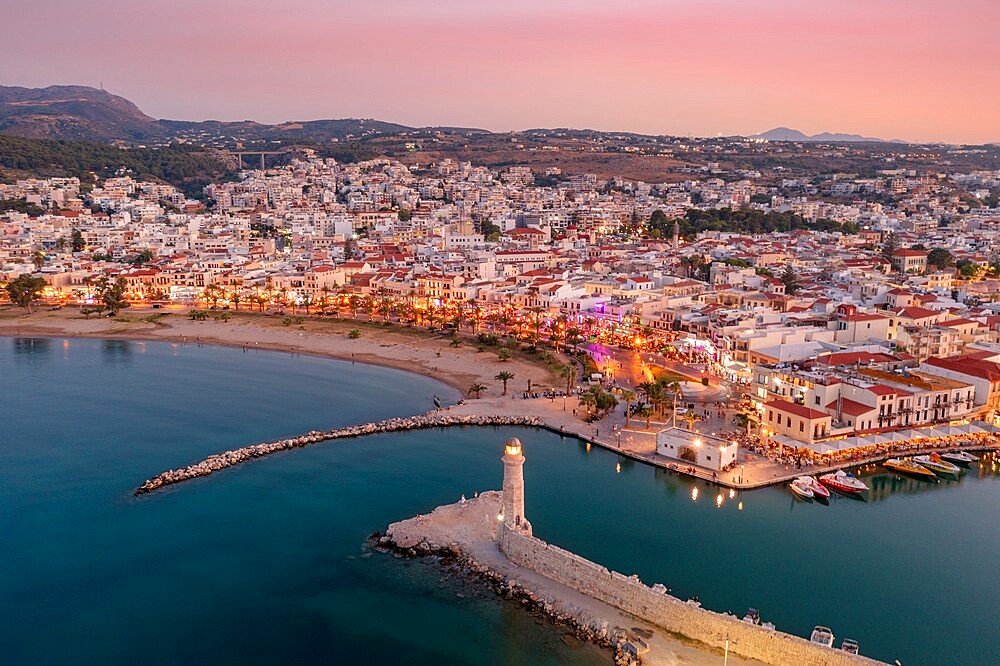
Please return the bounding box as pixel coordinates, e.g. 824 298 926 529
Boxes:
655 428 738 471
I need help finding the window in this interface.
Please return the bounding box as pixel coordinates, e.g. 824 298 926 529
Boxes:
814 396 821 406
799 421 804 432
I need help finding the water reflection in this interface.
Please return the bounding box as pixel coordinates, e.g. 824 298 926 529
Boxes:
12 337 52 356
101 340 134 361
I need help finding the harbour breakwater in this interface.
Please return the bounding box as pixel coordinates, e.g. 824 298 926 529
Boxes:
497 524 884 666
134 414 544 495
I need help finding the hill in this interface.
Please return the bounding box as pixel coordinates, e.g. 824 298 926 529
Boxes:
0 85 166 141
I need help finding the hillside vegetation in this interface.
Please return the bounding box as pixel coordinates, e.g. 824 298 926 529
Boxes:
0 135 235 199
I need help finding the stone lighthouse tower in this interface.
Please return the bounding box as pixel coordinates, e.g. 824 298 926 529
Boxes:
500 437 530 535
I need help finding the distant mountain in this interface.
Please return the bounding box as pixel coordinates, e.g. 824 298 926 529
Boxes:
753 127 893 143
0 85 499 144
0 85 166 141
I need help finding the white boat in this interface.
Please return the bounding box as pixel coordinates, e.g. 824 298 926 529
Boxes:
810 625 835 647
743 608 760 625
797 475 830 499
789 478 815 500
819 470 868 494
939 451 978 464
913 454 961 476
842 638 860 655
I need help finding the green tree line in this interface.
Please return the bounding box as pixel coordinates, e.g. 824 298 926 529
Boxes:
0 135 235 199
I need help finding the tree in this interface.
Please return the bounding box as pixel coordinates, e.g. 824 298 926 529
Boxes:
230 290 243 311
71 229 85 252
497 348 512 362
636 404 654 429
560 362 577 411
96 276 130 315
4 274 47 311
31 250 46 272
681 410 702 432
780 264 801 295
467 383 487 399
397 208 412 222
956 260 982 280
203 283 226 308
926 248 955 271
881 232 900 263
620 388 636 427
495 371 515 395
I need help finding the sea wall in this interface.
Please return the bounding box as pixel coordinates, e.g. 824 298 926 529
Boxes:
497 525 884 666
135 414 543 495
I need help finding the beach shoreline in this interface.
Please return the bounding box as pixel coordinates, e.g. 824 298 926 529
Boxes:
0 307 564 395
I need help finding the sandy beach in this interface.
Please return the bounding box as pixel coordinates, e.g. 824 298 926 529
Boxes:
0 306 565 396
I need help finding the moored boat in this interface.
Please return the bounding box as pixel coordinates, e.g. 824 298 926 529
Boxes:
884 457 937 479
742 608 760 625
797 475 830 499
939 451 978 464
913 453 961 476
810 625 835 647
789 478 815 500
842 638 860 654
819 470 868 494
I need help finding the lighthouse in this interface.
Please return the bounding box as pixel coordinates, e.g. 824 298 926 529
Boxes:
500 437 530 534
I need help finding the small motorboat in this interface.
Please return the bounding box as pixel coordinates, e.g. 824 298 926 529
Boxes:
761 621 775 631
797 475 830 499
810 625 835 647
743 608 760 625
686 596 701 607
913 454 961 476
819 470 868 494
789 478 815 500
884 457 937 479
939 450 978 464
842 638 860 654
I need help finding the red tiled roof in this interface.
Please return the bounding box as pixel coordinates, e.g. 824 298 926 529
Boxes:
764 399 829 421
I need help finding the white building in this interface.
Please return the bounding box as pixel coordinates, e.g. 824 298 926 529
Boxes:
655 428 738 471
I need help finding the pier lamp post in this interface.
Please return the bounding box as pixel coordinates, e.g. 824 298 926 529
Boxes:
724 633 737 666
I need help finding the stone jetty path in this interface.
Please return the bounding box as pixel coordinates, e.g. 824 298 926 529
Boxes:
135 413 543 495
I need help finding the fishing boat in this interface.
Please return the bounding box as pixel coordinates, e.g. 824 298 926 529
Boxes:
742 608 760 625
884 457 937 479
913 454 961 476
842 638 860 655
939 450 978 465
810 625 835 647
789 478 815 500
819 470 868 494
797 475 830 499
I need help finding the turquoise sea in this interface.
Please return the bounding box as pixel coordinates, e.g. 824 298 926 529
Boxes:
2 337 998 665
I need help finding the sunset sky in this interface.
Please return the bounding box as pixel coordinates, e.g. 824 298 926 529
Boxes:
3 0 998 143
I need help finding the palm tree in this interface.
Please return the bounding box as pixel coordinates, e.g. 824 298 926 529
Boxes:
31 250 46 272
230 289 243 311
560 362 577 411
637 404 654 429
637 381 664 420
495 371 515 396
735 411 759 435
467 383 487 399
620 388 636 427
681 410 701 432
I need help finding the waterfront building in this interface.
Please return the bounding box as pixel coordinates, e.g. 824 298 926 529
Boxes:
655 428 738 471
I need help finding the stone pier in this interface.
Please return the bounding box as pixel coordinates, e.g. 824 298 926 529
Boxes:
383 437 888 666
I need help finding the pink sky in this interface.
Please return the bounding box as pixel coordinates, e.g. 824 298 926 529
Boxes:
3 0 998 143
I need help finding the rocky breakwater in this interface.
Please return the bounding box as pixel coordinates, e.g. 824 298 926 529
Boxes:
135 414 544 495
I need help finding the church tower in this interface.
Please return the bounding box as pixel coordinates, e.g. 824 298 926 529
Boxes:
500 437 530 534
672 219 680 250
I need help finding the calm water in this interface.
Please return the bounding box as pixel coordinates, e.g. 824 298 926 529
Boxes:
2 338 999 665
